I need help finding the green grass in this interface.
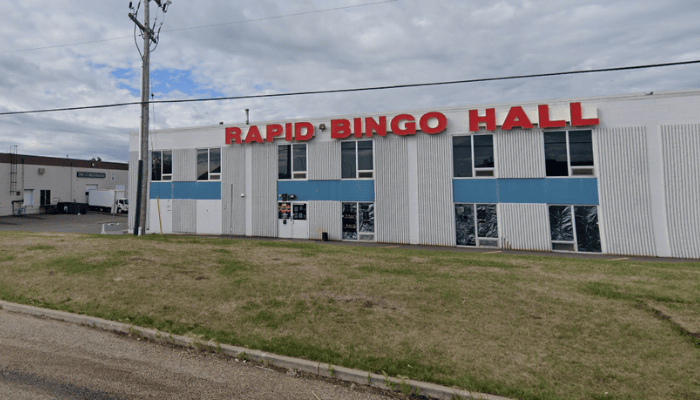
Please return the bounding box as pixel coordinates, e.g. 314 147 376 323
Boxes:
0 231 698 400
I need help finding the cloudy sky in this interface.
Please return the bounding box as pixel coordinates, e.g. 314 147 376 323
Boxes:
0 0 698 162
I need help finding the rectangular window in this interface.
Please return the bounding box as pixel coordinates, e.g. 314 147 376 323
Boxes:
455 203 498 247
342 202 374 241
151 150 173 181
278 144 307 180
453 135 494 178
544 130 594 177
549 205 601 252
197 148 221 181
341 140 373 179
40 190 51 206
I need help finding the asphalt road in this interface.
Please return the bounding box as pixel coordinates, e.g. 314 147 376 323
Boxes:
0 213 127 234
0 310 394 400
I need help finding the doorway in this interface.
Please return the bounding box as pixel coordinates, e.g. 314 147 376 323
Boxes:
278 202 309 239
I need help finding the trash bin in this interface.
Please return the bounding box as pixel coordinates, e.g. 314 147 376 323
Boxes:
322 232 329 242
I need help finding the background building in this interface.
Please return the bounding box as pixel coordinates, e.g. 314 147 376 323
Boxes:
0 153 128 216
129 89 700 259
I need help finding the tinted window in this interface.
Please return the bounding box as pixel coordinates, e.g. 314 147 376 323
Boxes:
152 151 162 181
197 149 209 180
342 202 358 240
357 141 373 171
162 151 172 175
549 205 574 241
341 142 356 179
359 203 374 233
569 131 594 167
293 144 307 172
575 206 601 252
452 136 472 177
544 132 568 176
210 148 221 174
473 135 494 168
278 145 291 180
455 204 476 246
476 204 498 238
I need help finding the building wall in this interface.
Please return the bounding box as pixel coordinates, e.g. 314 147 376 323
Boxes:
0 156 128 217
661 123 700 259
130 90 700 258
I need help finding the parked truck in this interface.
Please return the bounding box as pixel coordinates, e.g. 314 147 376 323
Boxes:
88 189 128 214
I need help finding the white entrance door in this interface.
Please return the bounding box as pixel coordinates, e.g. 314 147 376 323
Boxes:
278 202 309 239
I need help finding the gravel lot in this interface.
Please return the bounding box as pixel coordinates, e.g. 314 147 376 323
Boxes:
0 309 395 400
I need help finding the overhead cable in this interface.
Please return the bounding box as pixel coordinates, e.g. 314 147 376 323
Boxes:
0 59 698 116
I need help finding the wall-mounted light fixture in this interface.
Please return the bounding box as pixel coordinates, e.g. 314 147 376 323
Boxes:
319 123 326 131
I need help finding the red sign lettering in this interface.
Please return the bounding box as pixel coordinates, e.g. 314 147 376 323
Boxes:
570 102 599 126
266 124 283 142
501 106 533 130
419 112 447 134
225 127 242 144
469 109 496 132
390 114 416 136
331 119 352 139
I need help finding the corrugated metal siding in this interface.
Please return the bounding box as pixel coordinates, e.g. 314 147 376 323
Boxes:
597 127 656 256
500 203 551 251
375 135 410 243
128 151 139 230
308 201 342 240
309 141 341 180
222 145 247 235
251 145 278 237
416 134 455 246
661 124 700 259
494 129 545 178
172 199 196 233
173 149 196 181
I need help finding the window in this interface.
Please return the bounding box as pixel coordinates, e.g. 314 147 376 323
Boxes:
549 205 601 252
453 135 494 177
455 203 499 247
341 140 373 179
197 148 221 181
40 190 51 206
278 144 307 180
151 150 172 181
342 202 374 241
544 130 594 176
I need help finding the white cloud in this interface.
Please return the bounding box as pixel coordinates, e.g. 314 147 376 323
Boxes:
0 0 699 162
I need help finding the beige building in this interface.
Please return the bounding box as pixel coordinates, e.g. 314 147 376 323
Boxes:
0 153 128 216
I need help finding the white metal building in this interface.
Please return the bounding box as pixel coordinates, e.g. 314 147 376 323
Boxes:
0 153 128 216
128 89 700 259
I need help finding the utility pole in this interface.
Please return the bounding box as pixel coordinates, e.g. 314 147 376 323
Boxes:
129 0 171 235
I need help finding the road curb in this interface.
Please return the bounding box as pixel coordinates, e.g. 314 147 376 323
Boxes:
0 300 513 400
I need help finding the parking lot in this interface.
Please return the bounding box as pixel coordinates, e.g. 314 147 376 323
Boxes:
0 212 128 234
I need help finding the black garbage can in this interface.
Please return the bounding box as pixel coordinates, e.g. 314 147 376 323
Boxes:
322 232 329 242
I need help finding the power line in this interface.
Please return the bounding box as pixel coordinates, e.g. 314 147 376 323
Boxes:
0 0 399 54
1 59 698 116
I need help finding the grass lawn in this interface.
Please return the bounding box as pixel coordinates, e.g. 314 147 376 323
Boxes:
0 231 699 400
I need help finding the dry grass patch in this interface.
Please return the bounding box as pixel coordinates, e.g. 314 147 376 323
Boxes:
0 232 698 400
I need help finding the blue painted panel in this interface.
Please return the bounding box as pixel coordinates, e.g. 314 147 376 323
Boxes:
277 180 374 202
150 181 221 200
453 178 598 205
452 180 499 203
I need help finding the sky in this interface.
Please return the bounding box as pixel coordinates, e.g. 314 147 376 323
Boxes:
0 0 698 162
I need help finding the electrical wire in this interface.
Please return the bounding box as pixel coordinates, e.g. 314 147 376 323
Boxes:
0 0 399 54
0 59 698 116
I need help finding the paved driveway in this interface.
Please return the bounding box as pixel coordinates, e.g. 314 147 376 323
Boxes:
0 213 128 234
